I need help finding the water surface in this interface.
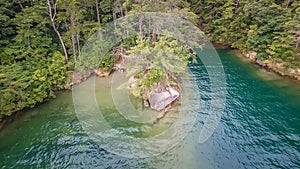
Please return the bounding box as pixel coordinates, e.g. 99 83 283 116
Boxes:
1 49 300 168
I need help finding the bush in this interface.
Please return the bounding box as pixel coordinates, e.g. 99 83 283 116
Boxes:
0 51 69 117
99 53 117 71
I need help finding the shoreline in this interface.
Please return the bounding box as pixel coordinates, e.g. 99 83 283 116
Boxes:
212 41 300 83
2 45 300 131
229 49 300 82
0 89 69 131
0 66 113 131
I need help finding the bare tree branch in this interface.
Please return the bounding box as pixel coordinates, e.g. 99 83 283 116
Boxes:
46 0 69 61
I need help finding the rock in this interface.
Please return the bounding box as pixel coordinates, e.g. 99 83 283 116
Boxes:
129 83 136 89
149 87 179 111
128 76 135 83
288 68 296 74
67 70 94 86
0 118 8 131
246 51 257 61
157 112 164 119
255 60 266 68
143 100 150 108
275 63 284 69
94 69 110 77
278 71 285 76
94 69 101 76
128 76 138 89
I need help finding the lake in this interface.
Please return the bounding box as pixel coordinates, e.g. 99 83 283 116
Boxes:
1 49 300 168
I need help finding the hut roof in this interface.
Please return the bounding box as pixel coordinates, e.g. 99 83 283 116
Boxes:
149 87 179 111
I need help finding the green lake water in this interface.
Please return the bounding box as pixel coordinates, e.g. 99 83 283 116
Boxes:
1 49 300 168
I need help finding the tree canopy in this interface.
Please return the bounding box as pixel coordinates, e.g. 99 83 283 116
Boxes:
0 0 299 117
190 0 300 63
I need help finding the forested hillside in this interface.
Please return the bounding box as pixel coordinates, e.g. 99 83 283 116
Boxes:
0 0 299 118
190 0 300 64
0 0 195 117
0 0 115 117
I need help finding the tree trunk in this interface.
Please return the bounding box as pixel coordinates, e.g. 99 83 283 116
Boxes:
234 0 240 15
155 0 159 9
296 37 299 49
76 33 81 57
148 15 151 40
139 15 143 42
55 29 68 61
119 5 123 17
71 33 77 61
125 5 128 16
17 0 24 10
95 0 101 24
46 0 68 61
285 0 294 8
152 26 157 44
70 17 77 61
113 10 117 31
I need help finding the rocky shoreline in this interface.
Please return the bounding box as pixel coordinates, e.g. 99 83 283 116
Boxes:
213 42 300 82
0 69 101 131
5 46 298 131
0 95 56 131
234 50 300 82
0 111 26 131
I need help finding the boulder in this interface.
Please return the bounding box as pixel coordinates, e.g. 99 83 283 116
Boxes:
255 60 266 68
246 51 257 61
94 69 110 77
148 87 179 111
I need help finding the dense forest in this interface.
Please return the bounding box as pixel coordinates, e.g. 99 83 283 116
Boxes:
0 0 299 118
191 0 300 61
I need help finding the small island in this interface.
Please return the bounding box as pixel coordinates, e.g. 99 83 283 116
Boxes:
89 35 196 119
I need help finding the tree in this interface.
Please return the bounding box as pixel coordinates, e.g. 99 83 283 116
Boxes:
96 0 101 24
100 0 113 24
190 0 299 62
12 1 56 59
0 0 16 64
0 52 69 117
46 0 68 61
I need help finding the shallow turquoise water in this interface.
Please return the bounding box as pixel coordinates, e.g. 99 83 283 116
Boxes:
0 49 300 168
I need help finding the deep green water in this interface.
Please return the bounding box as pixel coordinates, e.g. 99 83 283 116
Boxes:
1 49 300 168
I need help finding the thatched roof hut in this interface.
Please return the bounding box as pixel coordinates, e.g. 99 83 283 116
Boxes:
149 87 179 111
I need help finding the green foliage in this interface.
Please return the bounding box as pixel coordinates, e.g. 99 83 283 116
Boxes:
130 69 167 99
125 0 198 24
127 35 195 98
14 3 54 58
0 52 69 117
127 35 195 77
0 0 15 47
0 0 299 117
121 35 138 49
0 0 116 116
142 69 167 88
192 0 299 61
48 52 70 89
100 0 114 23
99 53 117 71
